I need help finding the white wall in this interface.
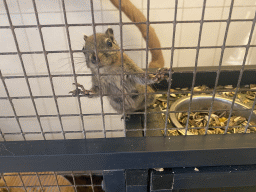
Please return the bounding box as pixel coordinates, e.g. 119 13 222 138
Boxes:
0 0 255 141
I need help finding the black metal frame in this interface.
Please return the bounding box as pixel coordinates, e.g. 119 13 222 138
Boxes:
1 134 256 191
1 134 256 173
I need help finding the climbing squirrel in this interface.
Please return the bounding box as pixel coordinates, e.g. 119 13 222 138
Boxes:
70 28 169 114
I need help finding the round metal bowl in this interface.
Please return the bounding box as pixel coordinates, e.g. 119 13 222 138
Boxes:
169 95 256 129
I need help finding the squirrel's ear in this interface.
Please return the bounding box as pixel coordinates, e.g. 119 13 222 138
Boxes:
105 28 114 41
83 35 87 41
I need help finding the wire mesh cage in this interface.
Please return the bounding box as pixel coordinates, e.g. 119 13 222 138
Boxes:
0 0 256 191
0 171 103 192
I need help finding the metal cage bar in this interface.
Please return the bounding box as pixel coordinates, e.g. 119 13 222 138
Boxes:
53 171 62 192
204 0 235 134
1 18 256 29
71 171 78 192
245 95 256 133
1 173 11 192
3 0 45 141
35 172 44 192
61 0 87 139
1 44 256 56
31 0 66 139
164 0 178 136
17 172 27 191
143 0 150 135
89 0 107 137
0 69 24 141
184 0 207 135
224 11 256 134
118 0 127 137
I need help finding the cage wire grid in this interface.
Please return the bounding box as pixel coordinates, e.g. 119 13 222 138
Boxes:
0 0 255 140
0 0 256 190
0 171 104 192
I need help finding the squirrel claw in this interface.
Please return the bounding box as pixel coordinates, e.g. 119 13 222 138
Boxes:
151 68 172 83
69 89 93 97
69 89 81 96
121 114 131 120
69 83 93 97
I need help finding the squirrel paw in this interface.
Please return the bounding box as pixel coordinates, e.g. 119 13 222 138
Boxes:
150 68 172 83
69 83 93 97
121 114 131 120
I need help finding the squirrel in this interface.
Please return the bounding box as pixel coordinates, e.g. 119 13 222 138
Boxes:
70 28 168 114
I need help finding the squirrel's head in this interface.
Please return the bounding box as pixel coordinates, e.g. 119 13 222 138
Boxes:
83 28 120 70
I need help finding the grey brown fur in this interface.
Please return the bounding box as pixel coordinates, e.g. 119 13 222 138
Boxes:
71 28 156 114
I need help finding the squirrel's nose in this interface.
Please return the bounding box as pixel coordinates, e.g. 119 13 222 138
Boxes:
91 52 99 64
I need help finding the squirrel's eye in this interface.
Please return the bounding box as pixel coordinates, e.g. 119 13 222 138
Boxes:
107 40 112 47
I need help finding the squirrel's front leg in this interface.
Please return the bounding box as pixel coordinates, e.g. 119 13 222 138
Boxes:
69 83 99 98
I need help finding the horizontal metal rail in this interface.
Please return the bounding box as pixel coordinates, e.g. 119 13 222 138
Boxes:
0 18 255 29
0 134 256 173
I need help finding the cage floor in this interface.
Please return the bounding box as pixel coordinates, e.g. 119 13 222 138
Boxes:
65 175 103 192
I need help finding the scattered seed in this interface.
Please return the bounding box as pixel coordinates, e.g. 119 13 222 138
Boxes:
225 85 233 89
250 84 256 90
